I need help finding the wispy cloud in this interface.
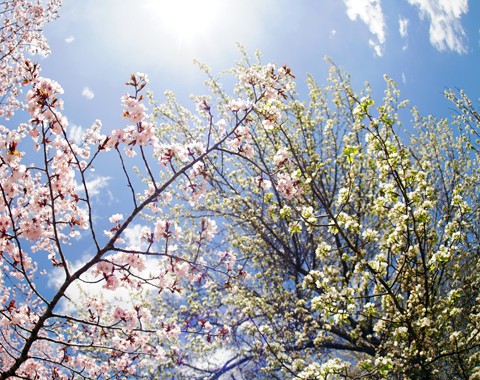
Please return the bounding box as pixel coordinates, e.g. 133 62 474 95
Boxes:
81 86 95 100
408 0 468 53
74 175 111 198
344 0 386 56
65 35 75 44
68 124 84 145
123 224 147 248
399 17 409 38
399 16 409 50
80 176 111 197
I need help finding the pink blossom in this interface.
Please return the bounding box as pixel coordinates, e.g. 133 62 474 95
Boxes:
276 172 301 200
262 119 275 131
125 147 136 157
203 321 213 333
96 260 114 276
201 218 217 241
155 143 189 165
228 98 248 112
124 253 145 271
104 274 119 290
264 86 278 100
162 191 173 204
174 261 190 278
184 179 207 206
190 161 207 178
109 214 123 224
216 118 228 134
121 94 147 123
254 176 272 190
113 306 128 322
273 147 290 166
154 219 174 240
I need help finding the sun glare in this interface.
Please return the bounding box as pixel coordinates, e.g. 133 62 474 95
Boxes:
144 0 222 45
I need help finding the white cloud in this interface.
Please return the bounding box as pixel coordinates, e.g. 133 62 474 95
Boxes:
68 123 84 145
402 72 407 84
76 175 111 197
81 86 95 100
65 35 75 44
344 0 386 56
399 17 409 50
123 224 146 248
408 0 468 53
399 17 409 38
369 39 384 57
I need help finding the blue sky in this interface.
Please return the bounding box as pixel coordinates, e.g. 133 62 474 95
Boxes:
41 0 479 130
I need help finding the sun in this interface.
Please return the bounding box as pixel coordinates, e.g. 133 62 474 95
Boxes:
143 0 222 46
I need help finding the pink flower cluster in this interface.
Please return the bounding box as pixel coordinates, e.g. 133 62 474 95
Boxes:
26 76 68 135
273 147 291 166
122 94 147 123
0 0 61 118
226 125 254 159
276 172 302 200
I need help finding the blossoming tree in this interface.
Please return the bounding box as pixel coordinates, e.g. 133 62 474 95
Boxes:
146 58 480 378
0 2 293 378
1 1 480 379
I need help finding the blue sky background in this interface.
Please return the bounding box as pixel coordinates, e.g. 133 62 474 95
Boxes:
41 0 479 130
